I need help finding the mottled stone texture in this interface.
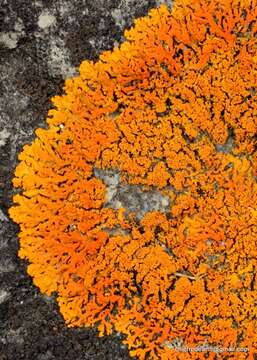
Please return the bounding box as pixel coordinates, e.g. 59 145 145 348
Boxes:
0 0 172 359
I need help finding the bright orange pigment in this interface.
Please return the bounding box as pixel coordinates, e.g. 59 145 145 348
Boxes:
9 0 257 358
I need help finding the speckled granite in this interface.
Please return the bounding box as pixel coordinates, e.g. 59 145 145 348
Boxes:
0 1 172 359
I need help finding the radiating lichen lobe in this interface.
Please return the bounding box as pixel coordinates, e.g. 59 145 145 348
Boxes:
9 0 257 359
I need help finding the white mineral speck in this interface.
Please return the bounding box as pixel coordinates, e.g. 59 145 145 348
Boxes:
0 290 9 304
0 32 19 49
0 209 8 221
38 11 56 30
0 129 10 147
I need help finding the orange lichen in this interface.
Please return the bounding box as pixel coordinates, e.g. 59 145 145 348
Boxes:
9 0 257 358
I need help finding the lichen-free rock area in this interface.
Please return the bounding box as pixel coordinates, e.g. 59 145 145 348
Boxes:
0 1 171 359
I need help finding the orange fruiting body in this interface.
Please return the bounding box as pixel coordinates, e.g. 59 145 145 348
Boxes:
9 0 257 359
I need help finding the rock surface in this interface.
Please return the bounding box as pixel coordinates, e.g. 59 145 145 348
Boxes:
0 0 171 359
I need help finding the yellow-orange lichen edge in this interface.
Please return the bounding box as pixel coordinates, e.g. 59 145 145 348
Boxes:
9 0 257 359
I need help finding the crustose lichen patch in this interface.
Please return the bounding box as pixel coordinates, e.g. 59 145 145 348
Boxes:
9 0 257 359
